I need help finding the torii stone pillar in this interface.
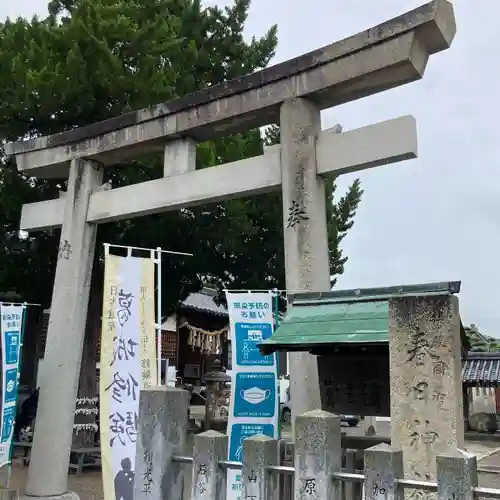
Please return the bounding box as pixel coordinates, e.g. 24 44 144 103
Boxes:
280 98 331 426
26 159 103 498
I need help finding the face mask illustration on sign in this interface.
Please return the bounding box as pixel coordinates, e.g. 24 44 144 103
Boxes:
240 387 271 405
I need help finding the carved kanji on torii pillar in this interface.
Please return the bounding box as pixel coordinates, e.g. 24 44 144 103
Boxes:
5 1 455 498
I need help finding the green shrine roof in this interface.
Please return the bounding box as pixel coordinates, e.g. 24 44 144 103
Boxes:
258 281 462 355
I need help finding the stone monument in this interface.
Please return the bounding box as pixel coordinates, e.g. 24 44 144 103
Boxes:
389 294 464 492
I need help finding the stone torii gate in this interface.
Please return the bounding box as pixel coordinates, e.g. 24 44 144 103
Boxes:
5 1 455 498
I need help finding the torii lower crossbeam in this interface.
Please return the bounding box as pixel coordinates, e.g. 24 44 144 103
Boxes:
20 116 417 231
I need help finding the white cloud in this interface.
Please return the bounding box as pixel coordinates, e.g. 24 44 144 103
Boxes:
237 0 500 335
0 0 47 19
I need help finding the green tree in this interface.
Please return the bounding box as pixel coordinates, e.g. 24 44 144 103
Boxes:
465 325 500 352
0 0 362 442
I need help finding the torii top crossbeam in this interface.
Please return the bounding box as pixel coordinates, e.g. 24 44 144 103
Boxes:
5 0 455 178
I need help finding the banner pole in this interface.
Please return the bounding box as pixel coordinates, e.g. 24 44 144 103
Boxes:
273 290 281 440
156 247 162 385
5 302 27 488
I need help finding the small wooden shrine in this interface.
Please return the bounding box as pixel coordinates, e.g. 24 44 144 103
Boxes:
258 281 468 417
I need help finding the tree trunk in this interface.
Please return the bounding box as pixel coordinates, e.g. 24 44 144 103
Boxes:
72 283 102 449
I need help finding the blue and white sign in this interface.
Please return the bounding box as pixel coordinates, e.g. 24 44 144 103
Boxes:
234 372 276 418
0 304 24 467
4 331 19 366
225 292 278 500
235 322 273 366
1 407 16 442
4 369 18 405
228 423 275 462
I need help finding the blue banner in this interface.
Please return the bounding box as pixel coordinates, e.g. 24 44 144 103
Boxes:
0 304 24 467
225 292 278 500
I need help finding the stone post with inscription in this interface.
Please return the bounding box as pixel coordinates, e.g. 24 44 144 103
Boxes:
364 444 404 500
388 294 464 493
134 387 190 500
190 430 228 500
294 410 342 500
242 435 279 500
436 450 477 500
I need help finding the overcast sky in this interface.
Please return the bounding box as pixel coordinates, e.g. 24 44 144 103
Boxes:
2 0 499 335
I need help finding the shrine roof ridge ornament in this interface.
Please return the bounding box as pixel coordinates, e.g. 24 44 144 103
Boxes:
5 0 455 178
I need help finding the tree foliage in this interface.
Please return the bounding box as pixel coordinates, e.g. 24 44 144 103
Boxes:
0 0 363 316
466 325 500 353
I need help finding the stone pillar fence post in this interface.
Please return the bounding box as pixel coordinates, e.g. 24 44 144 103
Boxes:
132 392 491 500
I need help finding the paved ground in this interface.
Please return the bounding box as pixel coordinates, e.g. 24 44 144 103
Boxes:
8 419 500 500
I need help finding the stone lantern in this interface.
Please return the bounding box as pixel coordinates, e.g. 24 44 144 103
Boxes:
203 359 231 432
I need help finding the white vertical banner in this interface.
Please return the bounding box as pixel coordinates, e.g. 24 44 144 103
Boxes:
225 292 278 500
0 304 24 467
100 253 157 500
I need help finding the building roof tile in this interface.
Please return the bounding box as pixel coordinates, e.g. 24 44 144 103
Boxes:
463 352 500 386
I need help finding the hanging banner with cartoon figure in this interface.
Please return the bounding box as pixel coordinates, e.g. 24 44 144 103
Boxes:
0 304 24 467
225 292 278 500
100 252 156 500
